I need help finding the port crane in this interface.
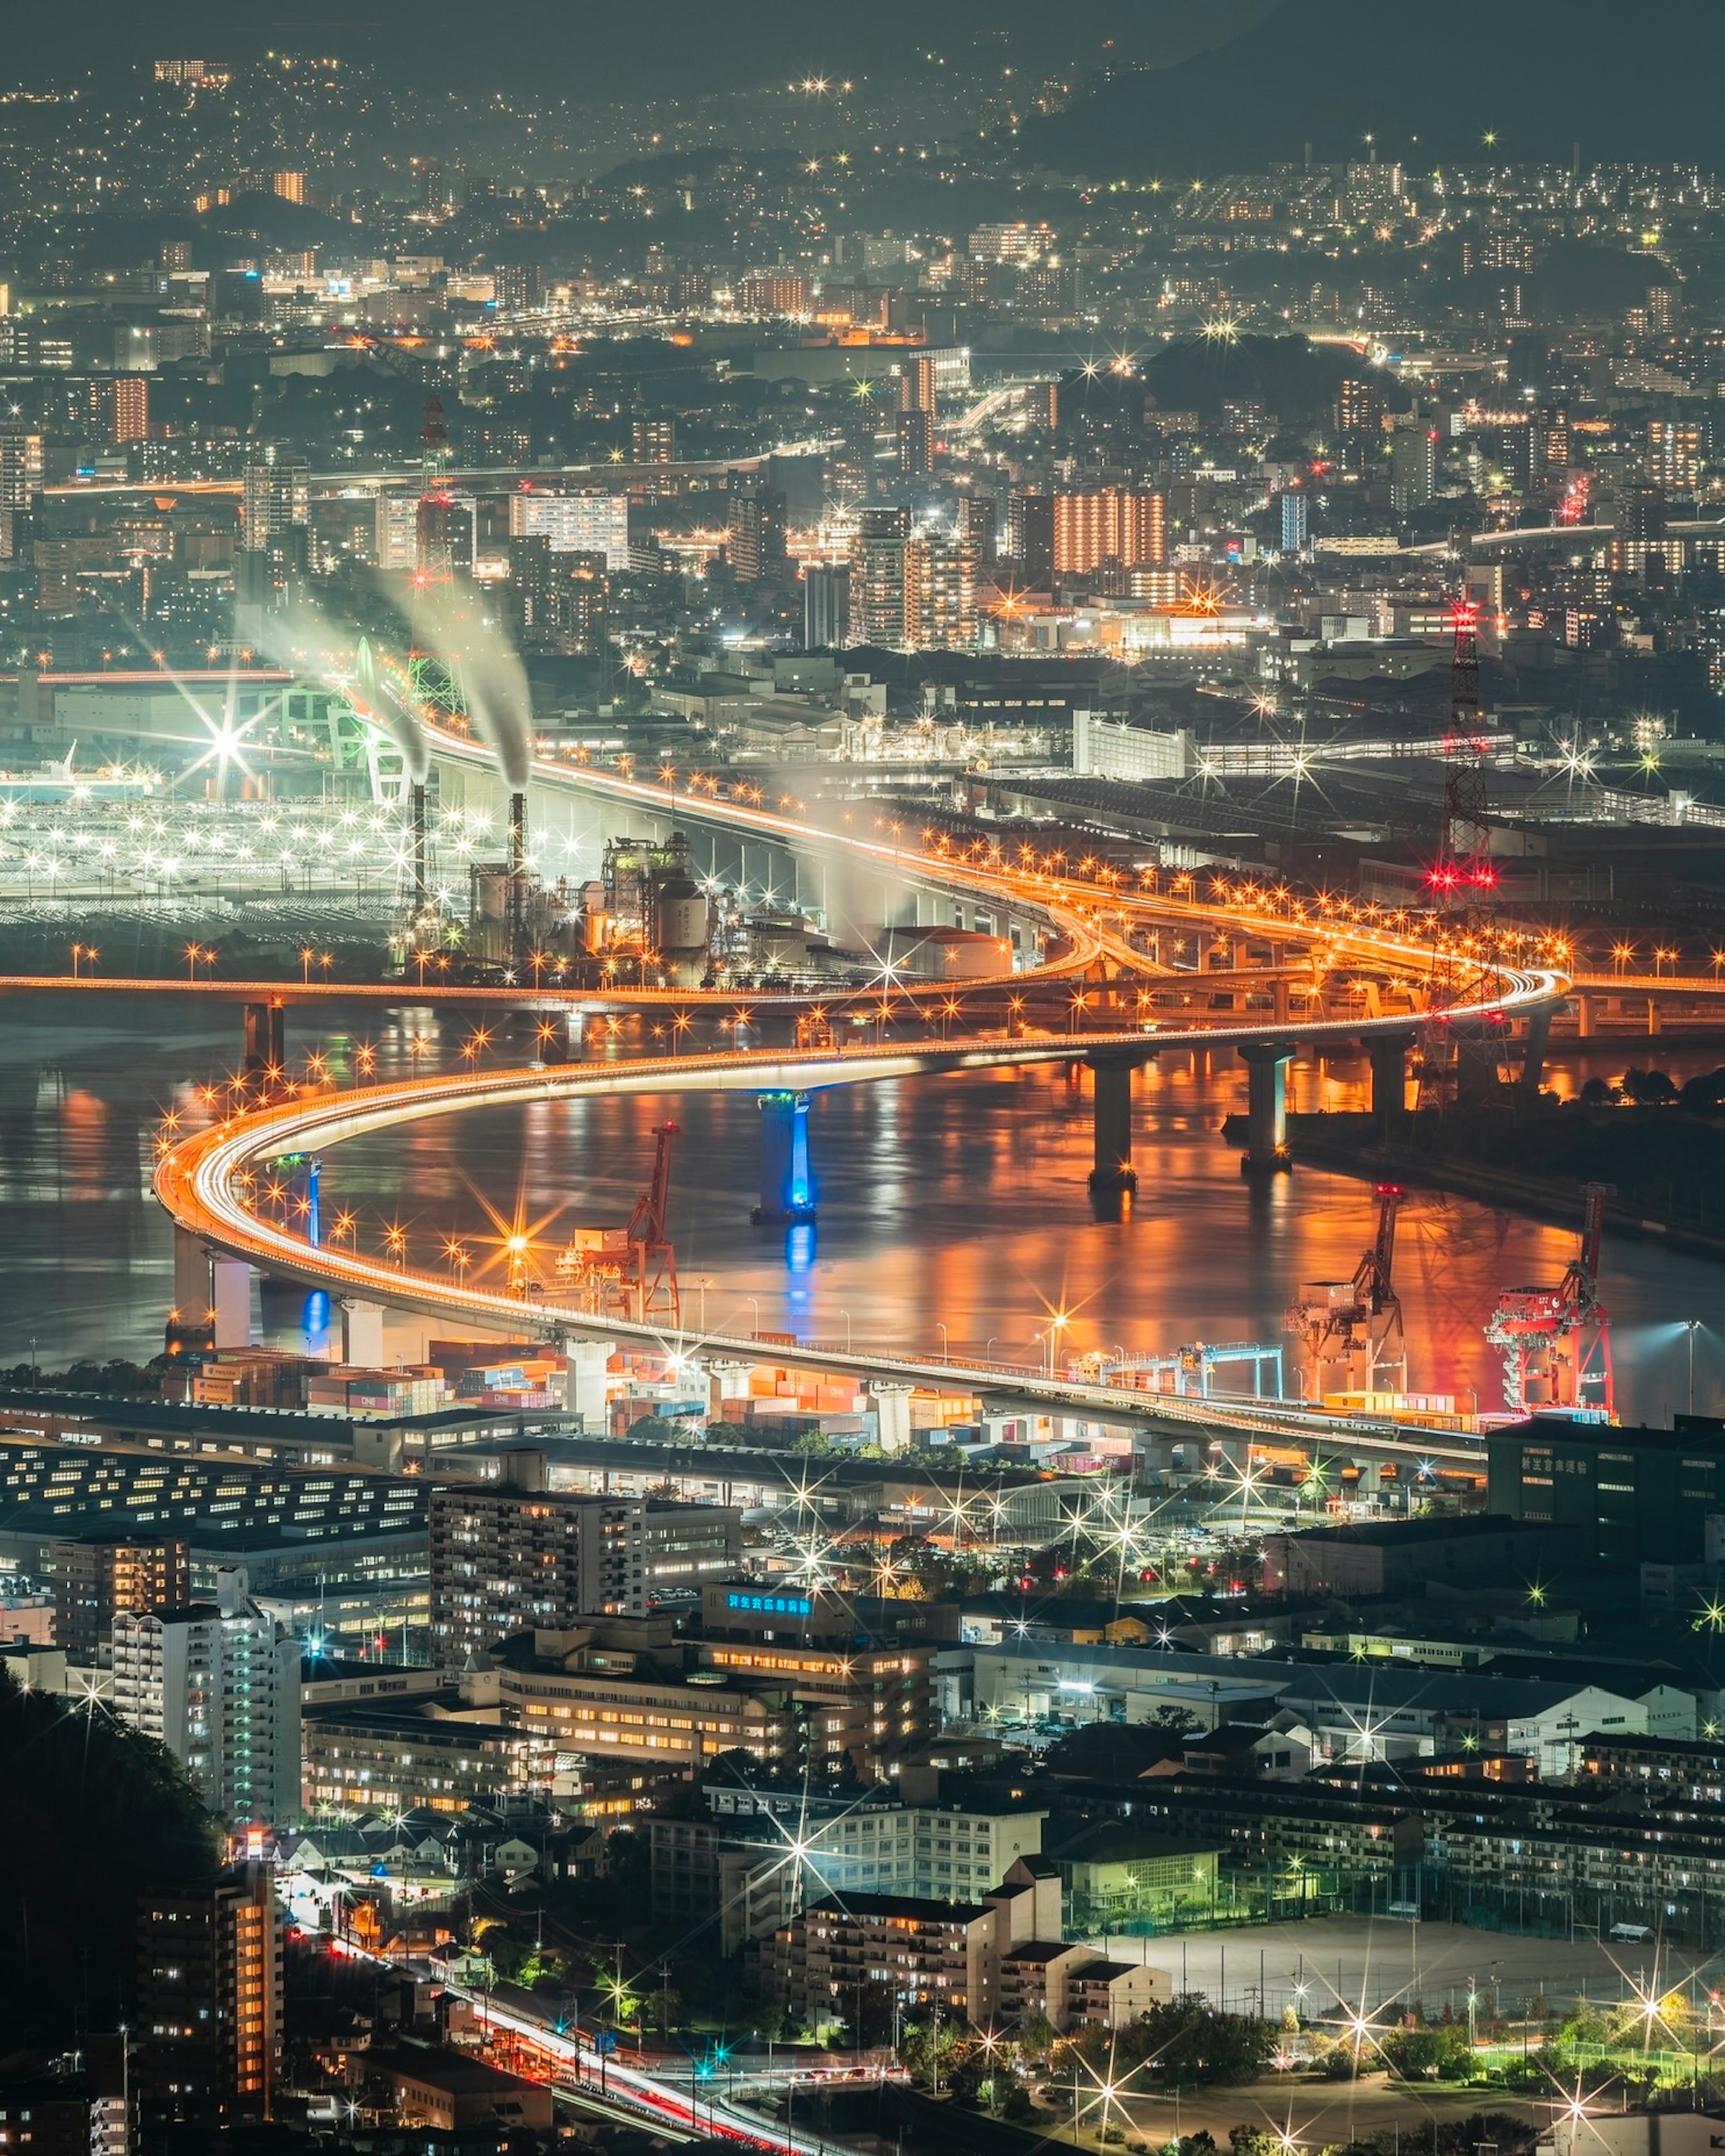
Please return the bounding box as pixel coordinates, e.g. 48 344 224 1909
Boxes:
1485 1181 1614 1419
1285 1182 1407 1402
553 1120 681 1327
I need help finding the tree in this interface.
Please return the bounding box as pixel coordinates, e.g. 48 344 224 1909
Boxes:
1621 1066 1678 1106
1097 1996 1278 2087
1380 2023 1473 2080
899 2010 967 2088
1018 2008 1059 2064
1680 1067 1725 1113
0 1673 218 2050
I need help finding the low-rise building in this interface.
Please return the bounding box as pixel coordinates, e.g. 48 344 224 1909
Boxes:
1048 1825 1224 1934
385 2050 554 2134
765 1855 1171 2033
650 1777 1048 1952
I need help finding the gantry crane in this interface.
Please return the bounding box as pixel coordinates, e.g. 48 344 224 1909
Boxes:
1285 1182 1407 1402
553 1120 681 1327
1485 1182 1615 1420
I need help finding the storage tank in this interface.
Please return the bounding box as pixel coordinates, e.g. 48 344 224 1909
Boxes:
653 874 710 979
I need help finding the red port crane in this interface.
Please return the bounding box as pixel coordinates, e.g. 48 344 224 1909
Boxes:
1485 1181 1615 1419
1285 1182 1407 1402
553 1120 681 1327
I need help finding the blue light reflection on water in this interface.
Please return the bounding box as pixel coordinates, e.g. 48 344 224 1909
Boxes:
0 992 1719 1426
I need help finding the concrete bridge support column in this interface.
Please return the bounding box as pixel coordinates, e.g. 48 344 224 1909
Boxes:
173 1227 210 1325
1368 1033 1417 1120
1576 992 1595 1040
211 1258 254 1350
1087 1054 1139 1193
341 1299 385 1366
1518 1005 1553 1096
1272 977 1291 1025
563 1337 613 1432
753 1091 817 1224
1239 1042 1296 1173
870 1382 915 1456
242 999 286 1082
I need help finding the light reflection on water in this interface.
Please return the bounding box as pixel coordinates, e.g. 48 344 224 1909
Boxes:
0 994 1718 1426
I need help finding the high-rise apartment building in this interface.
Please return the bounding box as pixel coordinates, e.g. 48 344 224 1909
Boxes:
895 408 933 477
0 425 45 511
111 1566 300 1828
905 530 978 649
239 447 308 551
136 1865 283 2111
727 482 787 583
429 1476 647 1665
53 1533 189 1662
898 353 936 415
104 374 151 446
1007 491 1054 582
1389 428 1438 513
1646 418 1703 495
849 506 910 647
631 417 676 465
802 564 850 650
507 488 631 570
735 272 810 317
1052 488 1167 576
968 221 1056 265
1335 375 1389 436
1279 487 1309 556
957 493 998 564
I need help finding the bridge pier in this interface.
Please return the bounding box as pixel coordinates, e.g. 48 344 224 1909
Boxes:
563 1337 612 1431
1238 1042 1295 1173
211 1257 253 1350
869 1382 914 1455
243 999 286 1083
1518 1005 1552 1096
341 1299 385 1366
173 1226 211 1326
1086 1053 1140 1193
1367 1033 1417 1120
1576 992 1595 1040
753 1091 817 1225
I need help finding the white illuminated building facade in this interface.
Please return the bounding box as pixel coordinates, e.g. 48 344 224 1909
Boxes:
112 1565 301 1828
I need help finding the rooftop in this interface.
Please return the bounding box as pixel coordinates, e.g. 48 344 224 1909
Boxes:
805 1891 988 1925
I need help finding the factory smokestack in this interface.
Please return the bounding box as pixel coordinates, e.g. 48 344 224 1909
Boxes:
509 789 527 965
411 780 429 910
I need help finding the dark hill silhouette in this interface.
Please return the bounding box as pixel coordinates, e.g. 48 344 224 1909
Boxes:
1024 0 1725 174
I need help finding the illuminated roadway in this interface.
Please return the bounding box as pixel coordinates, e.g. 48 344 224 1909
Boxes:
156 965 1566 1469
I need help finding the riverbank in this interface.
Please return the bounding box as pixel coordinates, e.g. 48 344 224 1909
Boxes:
1221 1106 1725 1262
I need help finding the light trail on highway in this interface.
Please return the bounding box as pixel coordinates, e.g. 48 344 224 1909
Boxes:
327 1938 824 2153
155 965 1566 1464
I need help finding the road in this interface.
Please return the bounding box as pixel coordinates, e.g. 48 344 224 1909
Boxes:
156 990 1560 1463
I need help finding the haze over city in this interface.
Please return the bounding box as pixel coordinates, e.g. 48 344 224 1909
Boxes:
4 7 1725 2155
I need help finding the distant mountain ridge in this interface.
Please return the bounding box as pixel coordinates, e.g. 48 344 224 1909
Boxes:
1023 0 1725 174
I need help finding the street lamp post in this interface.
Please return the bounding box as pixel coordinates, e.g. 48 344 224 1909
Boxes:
1687 1320 1702 1417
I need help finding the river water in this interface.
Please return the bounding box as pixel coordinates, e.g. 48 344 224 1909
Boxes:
0 995 1719 1426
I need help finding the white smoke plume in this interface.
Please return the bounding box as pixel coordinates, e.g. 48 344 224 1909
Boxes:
413 581 533 790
